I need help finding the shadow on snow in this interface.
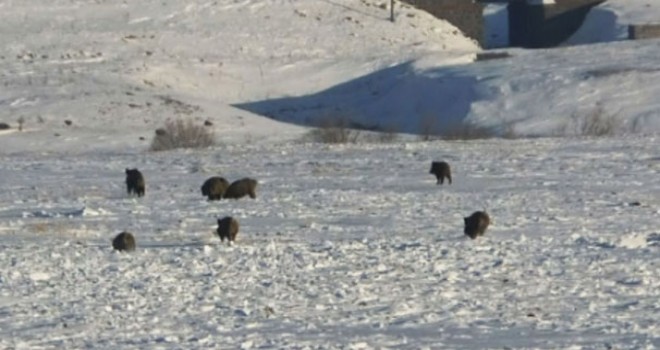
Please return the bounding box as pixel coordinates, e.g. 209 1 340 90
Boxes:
233 61 479 135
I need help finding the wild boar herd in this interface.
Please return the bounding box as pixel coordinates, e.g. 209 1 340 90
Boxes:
113 168 257 251
113 161 489 251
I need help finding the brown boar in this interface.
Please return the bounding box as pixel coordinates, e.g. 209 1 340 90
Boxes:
224 178 258 199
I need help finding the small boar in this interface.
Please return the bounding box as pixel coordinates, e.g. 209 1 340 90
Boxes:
125 168 145 197
430 161 452 185
112 231 136 252
223 178 258 199
201 176 230 200
216 216 239 244
464 211 490 239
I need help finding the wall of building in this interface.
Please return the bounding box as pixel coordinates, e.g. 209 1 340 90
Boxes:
508 0 604 48
483 4 509 48
400 0 605 48
399 0 485 45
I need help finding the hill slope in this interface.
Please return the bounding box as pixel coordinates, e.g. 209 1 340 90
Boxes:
0 0 478 153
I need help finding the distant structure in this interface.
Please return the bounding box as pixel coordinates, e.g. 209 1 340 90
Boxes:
399 0 485 45
399 0 605 48
504 0 605 48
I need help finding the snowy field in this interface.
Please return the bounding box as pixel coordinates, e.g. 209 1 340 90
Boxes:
1 137 659 349
1 0 660 349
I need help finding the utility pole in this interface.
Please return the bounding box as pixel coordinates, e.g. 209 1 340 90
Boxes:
390 0 395 22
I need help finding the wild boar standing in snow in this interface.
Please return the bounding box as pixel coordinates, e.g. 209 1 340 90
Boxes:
430 161 452 185
201 176 230 200
223 178 258 199
112 231 136 252
464 211 490 239
216 216 239 244
125 168 145 197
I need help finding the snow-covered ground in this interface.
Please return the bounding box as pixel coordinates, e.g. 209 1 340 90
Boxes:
2 138 660 349
1 0 660 349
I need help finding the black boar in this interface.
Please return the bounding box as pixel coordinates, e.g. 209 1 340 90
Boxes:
216 216 239 244
430 161 452 185
112 231 136 251
125 168 145 197
464 211 490 239
201 176 230 200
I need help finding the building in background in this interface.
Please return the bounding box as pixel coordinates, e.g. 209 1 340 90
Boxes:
400 0 605 48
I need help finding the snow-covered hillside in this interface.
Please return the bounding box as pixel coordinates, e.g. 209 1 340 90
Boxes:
0 0 477 154
2 0 660 152
1 0 659 349
238 39 660 137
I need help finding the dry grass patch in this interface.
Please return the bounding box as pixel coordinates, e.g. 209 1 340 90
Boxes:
565 105 621 137
150 118 215 151
304 116 362 144
440 123 496 140
418 115 497 141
